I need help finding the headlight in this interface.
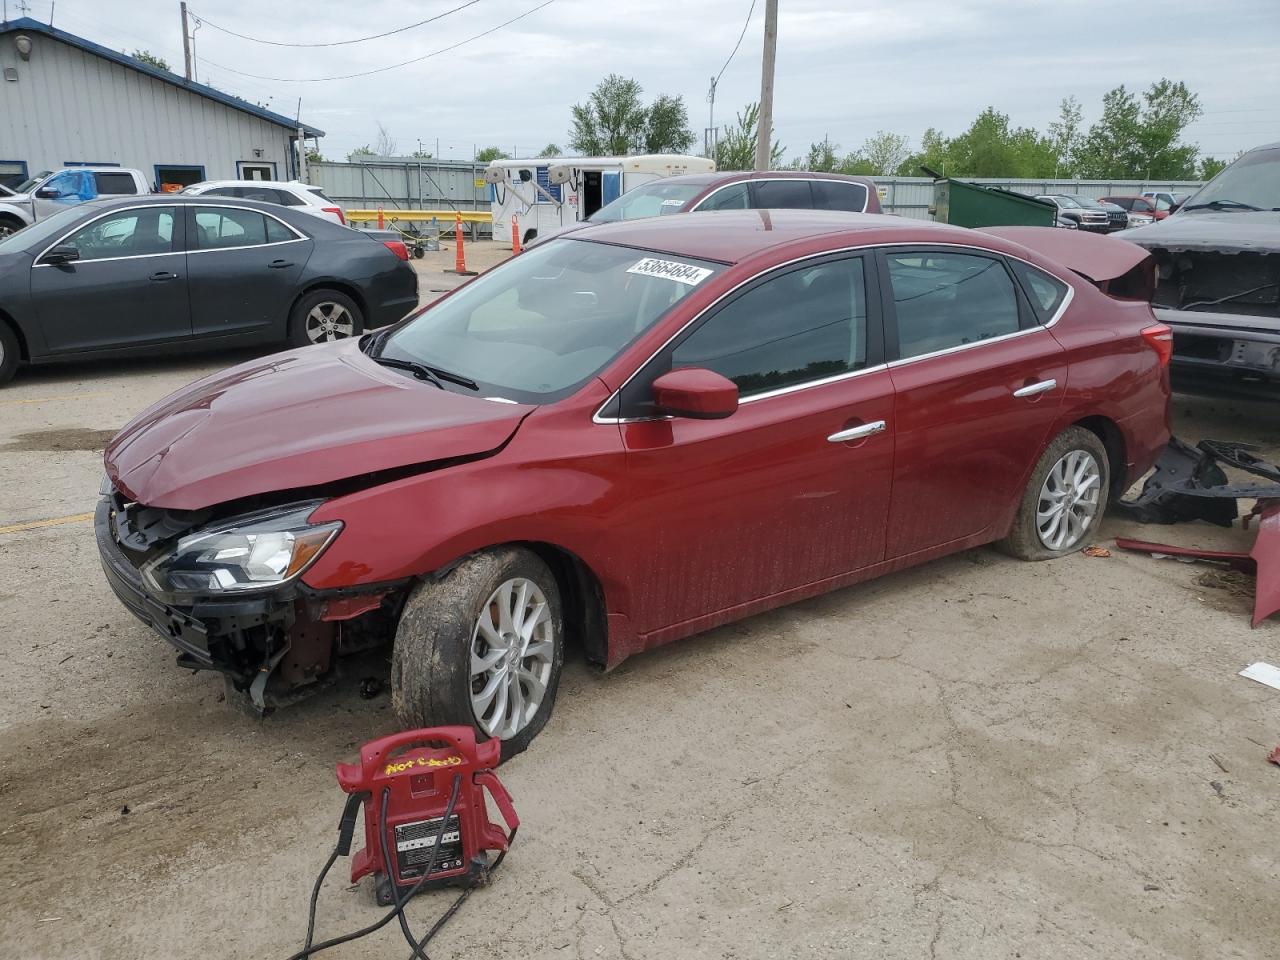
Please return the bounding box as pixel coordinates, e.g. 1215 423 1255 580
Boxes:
142 502 341 599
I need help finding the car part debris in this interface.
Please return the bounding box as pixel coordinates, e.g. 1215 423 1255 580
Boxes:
289 726 517 960
1268 745 1280 767
1116 438 1280 626
1239 661 1280 691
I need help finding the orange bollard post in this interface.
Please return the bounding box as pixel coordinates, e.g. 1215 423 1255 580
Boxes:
511 214 521 254
377 207 384 229
452 212 477 276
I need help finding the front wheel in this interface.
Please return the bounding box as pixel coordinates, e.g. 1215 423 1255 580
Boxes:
392 547 564 762
0 216 24 240
1000 426 1111 561
288 288 364 347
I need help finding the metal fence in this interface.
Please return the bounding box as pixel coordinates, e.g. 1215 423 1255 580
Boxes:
875 177 1204 220
309 161 1205 228
309 158 492 233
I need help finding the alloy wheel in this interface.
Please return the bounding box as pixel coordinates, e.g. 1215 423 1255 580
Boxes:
304 301 355 343
469 577 555 740
1036 449 1102 551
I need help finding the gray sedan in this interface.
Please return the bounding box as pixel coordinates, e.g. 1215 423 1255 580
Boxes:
0 195 418 385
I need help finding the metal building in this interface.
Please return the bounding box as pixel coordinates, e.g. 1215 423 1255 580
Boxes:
0 17 322 191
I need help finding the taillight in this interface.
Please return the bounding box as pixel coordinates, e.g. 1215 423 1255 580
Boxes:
383 240 410 261
1141 323 1173 367
323 206 345 224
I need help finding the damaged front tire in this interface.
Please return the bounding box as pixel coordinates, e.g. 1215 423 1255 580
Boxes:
392 547 564 762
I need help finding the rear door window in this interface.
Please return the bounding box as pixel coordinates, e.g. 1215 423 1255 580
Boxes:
884 251 1022 359
193 207 275 249
93 172 139 195
750 179 814 209
811 180 868 212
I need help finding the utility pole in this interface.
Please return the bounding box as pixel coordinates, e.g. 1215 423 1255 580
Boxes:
180 2 192 81
754 0 778 171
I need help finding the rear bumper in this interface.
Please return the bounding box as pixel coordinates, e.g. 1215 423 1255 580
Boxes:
369 263 421 328
1156 307 1280 386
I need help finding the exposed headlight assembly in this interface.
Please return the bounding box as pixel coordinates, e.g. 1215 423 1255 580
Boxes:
142 502 341 599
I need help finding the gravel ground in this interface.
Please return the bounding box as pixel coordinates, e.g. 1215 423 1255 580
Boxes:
0 307 1277 959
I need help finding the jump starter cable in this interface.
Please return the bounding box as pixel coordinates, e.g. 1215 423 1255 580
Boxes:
287 772 515 960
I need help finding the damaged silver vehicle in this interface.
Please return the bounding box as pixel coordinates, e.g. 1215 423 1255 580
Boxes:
1119 142 1280 394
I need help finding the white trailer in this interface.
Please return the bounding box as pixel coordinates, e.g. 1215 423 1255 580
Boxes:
484 154 714 246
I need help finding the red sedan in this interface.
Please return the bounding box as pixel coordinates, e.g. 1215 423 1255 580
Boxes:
97 211 1171 757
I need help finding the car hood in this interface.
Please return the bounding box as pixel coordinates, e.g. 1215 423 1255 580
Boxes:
1117 211 1280 253
105 340 534 510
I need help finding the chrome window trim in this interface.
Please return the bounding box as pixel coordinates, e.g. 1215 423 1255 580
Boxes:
591 240 1075 425
689 176 871 214
32 201 306 266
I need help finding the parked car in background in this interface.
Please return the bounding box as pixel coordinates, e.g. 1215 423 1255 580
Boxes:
1035 195 1111 232
181 180 347 225
96 209 1171 755
529 170 882 246
1054 194 1128 232
0 195 418 385
1120 142 1280 394
1142 191 1192 214
0 166 151 237
1102 195 1166 223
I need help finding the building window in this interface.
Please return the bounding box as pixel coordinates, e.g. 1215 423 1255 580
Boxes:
155 164 206 192
0 160 28 189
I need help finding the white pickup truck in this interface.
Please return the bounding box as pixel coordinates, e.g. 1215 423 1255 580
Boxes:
0 167 152 237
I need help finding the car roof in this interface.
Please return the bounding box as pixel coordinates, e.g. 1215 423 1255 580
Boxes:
650 170 879 189
193 180 314 190
82 194 312 214
574 208 989 264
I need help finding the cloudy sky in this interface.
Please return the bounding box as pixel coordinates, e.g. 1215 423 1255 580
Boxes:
15 0 1280 163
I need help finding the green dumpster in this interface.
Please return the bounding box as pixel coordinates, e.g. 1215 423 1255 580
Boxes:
930 178 1057 227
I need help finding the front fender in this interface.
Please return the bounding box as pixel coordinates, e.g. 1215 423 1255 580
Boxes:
0 202 34 226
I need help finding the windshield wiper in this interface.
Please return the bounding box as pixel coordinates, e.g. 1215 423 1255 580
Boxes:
1183 199 1263 211
370 355 479 391
370 356 446 390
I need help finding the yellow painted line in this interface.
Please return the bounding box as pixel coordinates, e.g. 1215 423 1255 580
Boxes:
0 512 95 535
0 391 112 406
345 209 492 223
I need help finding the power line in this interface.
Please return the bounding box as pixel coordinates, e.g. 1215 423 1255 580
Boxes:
194 0 556 82
190 0 482 48
714 0 757 87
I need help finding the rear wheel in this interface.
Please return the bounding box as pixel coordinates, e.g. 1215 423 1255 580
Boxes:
288 289 363 348
0 322 19 385
392 547 564 762
1000 426 1110 560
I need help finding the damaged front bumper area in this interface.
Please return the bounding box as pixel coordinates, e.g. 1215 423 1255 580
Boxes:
95 495 400 713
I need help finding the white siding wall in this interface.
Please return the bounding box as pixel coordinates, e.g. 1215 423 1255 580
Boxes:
0 30 297 184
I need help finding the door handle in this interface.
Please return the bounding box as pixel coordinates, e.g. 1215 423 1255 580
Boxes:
1013 378 1057 398
149 271 179 282
268 259 295 269
827 420 887 443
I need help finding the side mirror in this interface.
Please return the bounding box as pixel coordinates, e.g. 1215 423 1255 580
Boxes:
44 244 80 265
34 186 61 199
651 367 738 420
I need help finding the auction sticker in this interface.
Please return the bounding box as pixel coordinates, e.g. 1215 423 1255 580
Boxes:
626 257 713 286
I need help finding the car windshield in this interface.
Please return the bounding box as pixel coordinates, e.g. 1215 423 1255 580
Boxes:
375 238 723 403
1045 195 1079 208
0 203 98 253
12 171 52 193
1067 196 1104 209
1183 148 1280 211
589 182 704 223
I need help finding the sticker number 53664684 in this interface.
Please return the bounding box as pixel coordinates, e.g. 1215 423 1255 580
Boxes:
626 258 714 286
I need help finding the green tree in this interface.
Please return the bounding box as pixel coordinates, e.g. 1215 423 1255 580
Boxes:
569 74 650 155
131 49 170 71
1072 79 1202 179
537 143 562 158
714 103 785 170
896 127 949 176
1198 155 1229 180
1047 95 1083 175
305 147 325 164
569 75 696 155
347 146 374 162
943 107 1058 178
859 131 910 176
801 136 842 172
475 146 511 163
644 94 697 153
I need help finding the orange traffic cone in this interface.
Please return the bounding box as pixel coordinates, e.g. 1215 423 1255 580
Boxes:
377 207 384 229
511 214 522 255
452 213 477 276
